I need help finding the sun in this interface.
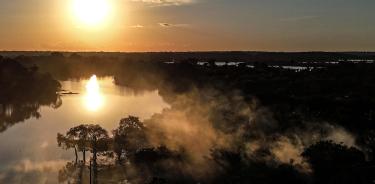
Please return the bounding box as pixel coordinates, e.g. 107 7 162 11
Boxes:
72 0 110 26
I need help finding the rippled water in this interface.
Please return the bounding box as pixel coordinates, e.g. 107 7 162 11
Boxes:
0 76 169 183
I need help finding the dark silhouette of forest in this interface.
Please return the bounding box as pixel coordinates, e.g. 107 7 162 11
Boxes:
13 52 374 134
1 52 375 183
56 117 375 184
0 57 61 132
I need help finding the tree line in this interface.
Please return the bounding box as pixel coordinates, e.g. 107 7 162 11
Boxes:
57 116 375 184
0 58 61 133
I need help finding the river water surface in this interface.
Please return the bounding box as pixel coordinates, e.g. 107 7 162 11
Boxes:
0 76 169 183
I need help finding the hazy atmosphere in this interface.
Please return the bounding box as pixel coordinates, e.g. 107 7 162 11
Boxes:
1 0 375 51
1 0 375 184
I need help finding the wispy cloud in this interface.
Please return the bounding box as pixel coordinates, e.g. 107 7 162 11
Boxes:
280 16 319 22
127 23 189 29
129 24 145 28
159 22 190 27
130 0 194 6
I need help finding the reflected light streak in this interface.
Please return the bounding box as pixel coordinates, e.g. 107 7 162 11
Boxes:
84 75 104 111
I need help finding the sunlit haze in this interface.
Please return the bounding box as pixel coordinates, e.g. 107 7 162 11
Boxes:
72 0 111 27
0 0 374 51
1 0 375 182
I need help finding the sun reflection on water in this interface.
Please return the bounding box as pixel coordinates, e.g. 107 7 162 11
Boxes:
84 75 104 111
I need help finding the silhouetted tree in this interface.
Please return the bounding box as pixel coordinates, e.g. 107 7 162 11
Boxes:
210 149 309 184
59 124 109 163
58 124 109 184
50 52 64 58
302 141 366 184
84 124 109 184
65 125 90 163
112 116 147 163
133 146 192 183
57 133 79 163
364 130 375 160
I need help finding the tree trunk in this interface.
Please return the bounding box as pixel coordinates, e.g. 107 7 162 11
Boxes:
74 146 78 164
78 163 83 184
116 150 122 165
93 150 98 184
93 137 98 184
1 103 7 114
83 149 86 164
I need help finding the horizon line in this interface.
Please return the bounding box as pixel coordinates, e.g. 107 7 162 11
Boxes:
1 50 375 53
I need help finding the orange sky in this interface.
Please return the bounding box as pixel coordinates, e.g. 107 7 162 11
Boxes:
1 0 375 51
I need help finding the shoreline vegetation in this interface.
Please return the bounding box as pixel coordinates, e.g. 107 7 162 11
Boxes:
1 52 375 183
0 58 61 132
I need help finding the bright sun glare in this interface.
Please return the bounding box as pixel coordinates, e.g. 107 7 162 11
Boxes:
84 75 104 111
72 0 110 26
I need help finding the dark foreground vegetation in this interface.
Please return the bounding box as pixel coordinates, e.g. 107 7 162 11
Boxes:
57 117 375 184
1 52 375 183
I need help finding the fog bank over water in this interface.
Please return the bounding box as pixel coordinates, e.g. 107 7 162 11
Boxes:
142 87 359 176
